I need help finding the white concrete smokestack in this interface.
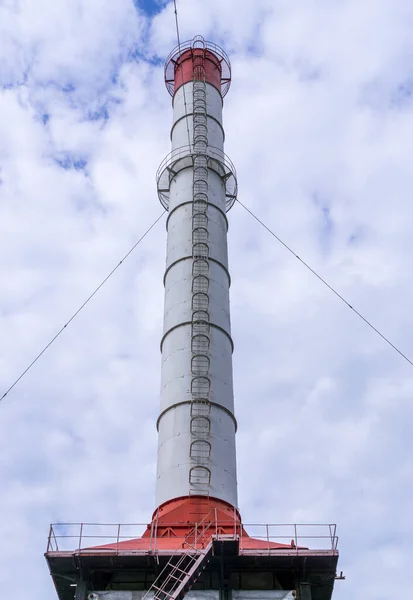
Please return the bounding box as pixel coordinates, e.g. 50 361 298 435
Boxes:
156 36 238 509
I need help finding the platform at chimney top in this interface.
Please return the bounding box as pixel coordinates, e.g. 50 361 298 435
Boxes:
45 498 338 600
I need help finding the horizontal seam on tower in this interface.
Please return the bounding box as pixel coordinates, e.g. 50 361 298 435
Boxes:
166 200 228 231
172 81 224 108
163 256 231 286
160 321 234 353
156 400 237 432
170 112 225 142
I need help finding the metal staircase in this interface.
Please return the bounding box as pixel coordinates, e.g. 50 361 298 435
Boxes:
143 515 215 600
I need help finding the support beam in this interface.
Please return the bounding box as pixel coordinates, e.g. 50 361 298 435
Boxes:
299 583 312 600
75 580 87 600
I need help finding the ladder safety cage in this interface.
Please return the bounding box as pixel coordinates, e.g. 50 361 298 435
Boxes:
192 227 208 244
193 179 208 194
190 400 211 419
189 47 212 498
189 466 211 486
193 197 208 212
191 354 210 376
190 416 211 436
192 243 209 259
191 334 210 354
190 439 212 461
191 292 209 312
192 320 209 336
192 259 209 277
192 213 208 229
192 275 209 294
191 376 211 398
192 309 209 322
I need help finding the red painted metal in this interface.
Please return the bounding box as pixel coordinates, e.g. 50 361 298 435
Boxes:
90 496 291 552
152 495 239 524
173 49 222 93
164 38 231 97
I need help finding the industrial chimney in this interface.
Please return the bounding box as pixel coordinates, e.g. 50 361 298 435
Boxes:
45 36 339 600
155 34 238 514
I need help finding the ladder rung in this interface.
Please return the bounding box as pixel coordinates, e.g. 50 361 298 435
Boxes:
173 565 192 575
154 589 174 598
169 566 185 576
170 570 189 579
168 573 185 582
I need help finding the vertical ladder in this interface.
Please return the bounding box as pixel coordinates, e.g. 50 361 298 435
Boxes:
189 36 212 496
143 514 215 600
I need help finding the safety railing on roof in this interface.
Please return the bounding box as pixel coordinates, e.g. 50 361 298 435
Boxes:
46 522 338 555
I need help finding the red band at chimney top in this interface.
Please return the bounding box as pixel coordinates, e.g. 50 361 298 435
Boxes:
173 49 222 94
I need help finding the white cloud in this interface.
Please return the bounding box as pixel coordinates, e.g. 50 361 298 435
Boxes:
0 1 412 599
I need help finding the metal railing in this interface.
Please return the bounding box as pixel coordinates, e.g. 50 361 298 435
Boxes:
46 522 338 555
164 36 231 97
156 145 237 212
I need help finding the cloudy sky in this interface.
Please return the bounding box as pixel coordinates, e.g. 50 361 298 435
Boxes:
1 0 413 598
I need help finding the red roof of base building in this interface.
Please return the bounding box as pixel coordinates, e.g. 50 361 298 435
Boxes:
88 496 295 553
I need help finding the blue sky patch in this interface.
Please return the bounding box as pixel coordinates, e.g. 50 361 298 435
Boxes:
54 154 88 172
61 82 76 93
87 105 110 122
133 0 166 17
312 192 334 234
391 80 413 108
